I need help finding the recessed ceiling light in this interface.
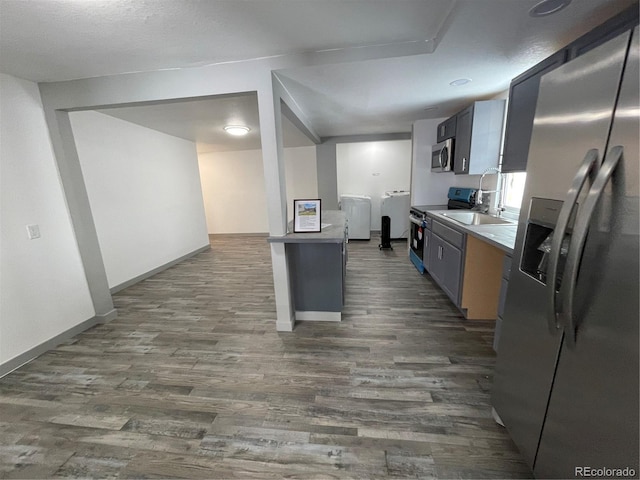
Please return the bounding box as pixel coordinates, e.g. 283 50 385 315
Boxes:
223 125 250 136
529 0 571 17
450 78 471 87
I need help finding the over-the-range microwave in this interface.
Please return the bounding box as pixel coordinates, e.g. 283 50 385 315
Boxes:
431 138 453 172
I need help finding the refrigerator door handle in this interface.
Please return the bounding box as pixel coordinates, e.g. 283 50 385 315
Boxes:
547 149 600 333
560 145 624 347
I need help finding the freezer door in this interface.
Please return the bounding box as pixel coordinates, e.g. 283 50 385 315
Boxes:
491 31 630 468
534 27 639 479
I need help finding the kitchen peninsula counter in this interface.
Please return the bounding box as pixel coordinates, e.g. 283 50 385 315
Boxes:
268 210 347 323
268 210 347 244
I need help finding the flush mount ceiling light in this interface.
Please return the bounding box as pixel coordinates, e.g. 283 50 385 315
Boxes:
223 125 250 136
529 0 572 17
450 78 472 87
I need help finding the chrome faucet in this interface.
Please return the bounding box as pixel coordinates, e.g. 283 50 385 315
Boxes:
477 167 505 215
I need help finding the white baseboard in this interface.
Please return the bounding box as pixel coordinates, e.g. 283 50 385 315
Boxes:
0 314 105 378
96 308 118 324
110 244 210 294
295 311 341 322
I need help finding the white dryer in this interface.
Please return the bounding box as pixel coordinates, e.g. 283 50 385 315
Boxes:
339 194 371 240
381 191 410 239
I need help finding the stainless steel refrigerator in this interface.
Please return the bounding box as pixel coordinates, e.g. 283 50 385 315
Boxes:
492 27 639 479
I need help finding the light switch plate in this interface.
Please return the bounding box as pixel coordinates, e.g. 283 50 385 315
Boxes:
26 224 41 239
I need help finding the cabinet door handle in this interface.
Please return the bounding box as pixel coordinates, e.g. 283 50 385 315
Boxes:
462 157 467 172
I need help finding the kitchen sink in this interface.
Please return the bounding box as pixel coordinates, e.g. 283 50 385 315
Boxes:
440 211 513 226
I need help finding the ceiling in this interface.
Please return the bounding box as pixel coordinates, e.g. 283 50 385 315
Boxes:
95 93 315 153
1 0 635 150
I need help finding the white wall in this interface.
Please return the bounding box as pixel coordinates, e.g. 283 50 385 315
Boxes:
70 110 210 290
284 147 318 223
411 118 453 206
0 74 95 366
336 140 411 231
198 149 269 234
198 146 317 234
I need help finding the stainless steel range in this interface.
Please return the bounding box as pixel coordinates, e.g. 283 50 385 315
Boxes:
409 206 429 273
409 187 477 273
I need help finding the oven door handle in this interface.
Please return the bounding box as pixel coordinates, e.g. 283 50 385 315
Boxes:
409 216 424 226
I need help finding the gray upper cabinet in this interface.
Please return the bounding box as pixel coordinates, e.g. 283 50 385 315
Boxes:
567 3 639 60
436 115 457 143
453 105 472 174
501 50 566 173
501 3 638 173
453 100 505 175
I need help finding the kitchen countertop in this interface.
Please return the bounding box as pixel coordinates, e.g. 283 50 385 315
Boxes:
267 210 346 244
411 204 448 212
426 210 517 254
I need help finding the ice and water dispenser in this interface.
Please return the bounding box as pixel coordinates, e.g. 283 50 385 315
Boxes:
520 198 574 287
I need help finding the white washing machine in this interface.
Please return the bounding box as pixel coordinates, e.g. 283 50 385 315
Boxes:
339 194 371 240
381 191 410 239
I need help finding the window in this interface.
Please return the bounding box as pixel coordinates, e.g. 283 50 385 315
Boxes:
502 172 527 211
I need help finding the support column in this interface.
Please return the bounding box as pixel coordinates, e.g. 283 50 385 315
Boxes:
258 76 294 331
42 108 116 323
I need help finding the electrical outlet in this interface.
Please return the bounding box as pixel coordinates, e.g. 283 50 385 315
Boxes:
26 224 41 240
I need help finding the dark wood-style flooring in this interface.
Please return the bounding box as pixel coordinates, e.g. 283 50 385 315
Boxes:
0 236 531 479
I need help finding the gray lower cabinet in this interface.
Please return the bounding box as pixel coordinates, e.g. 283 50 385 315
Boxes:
341 239 347 303
269 210 347 322
493 254 512 351
288 242 344 313
428 220 465 306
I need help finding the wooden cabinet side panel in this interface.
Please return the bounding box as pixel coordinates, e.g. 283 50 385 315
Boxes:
461 235 505 319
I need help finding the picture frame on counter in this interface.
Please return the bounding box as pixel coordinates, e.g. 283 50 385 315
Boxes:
293 199 321 233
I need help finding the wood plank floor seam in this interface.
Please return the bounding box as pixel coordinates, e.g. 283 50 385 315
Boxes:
0 236 531 478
